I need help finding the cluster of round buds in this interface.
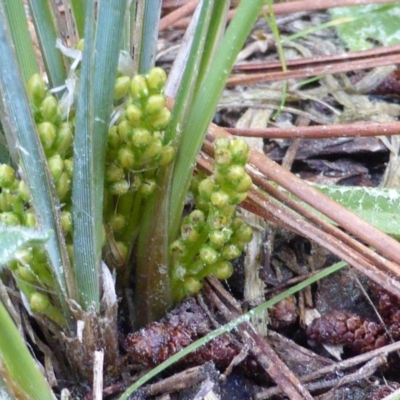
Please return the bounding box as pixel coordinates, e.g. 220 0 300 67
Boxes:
27 74 74 204
170 138 253 301
105 67 174 198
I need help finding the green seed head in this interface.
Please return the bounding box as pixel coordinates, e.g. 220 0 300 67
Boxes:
209 228 232 249
130 128 152 149
114 76 131 100
0 212 20 226
214 147 232 166
146 67 167 93
108 179 129 195
158 145 175 166
0 164 16 189
53 122 73 154
76 39 84 51
235 173 252 193
24 212 37 228
55 172 71 201
30 292 51 313
18 180 30 202
183 276 202 295
37 121 57 150
48 154 65 182
212 260 233 280
105 163 125 183
225 165 246 185
40 95 59 123
117 147 135 169
108 126 120 149
145 94 166 116
18 265 37 282
125 104 143 126
149 107 171 131
170 239 187 258
109 213 126 232
114 241 128 260
199 245 219 265
142 137 162 161
139 179 156 197
229 139 249 165
64 159 73 178
60 210 72 235
28 74 46 107
221 243 241 260
130 74 149 101
118 119 133 142
235 223 253 244
189 209 205 225
210 190 230 208
198 178 214 201
181 223 199 243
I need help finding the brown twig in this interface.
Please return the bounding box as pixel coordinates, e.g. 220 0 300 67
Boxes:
159 0 198 32
226 121 400 139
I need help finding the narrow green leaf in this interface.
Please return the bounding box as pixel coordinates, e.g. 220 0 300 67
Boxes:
28 0 67 88
1 0 38 83
69 0 85 39
72 0 128 310
120 261 347 398
0 8 74 312
0 300 56 400
0 225 48 267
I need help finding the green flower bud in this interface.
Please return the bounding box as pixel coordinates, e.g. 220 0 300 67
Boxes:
24 212 36 228
130 128 152 149
48 154 64 182
125 104 143 126
76 39 84 51
140 179 156 197
210 190 230 208
109 213 126 232
64 159 73 178
232 217 244 230
146 67 167 93
181 224 199 243
40 95 59 123
198 178 214 201
18 265 37 282
189 209 205 225
60 210 72 235
114 241 128 260
209 228 232 249
130 74 149 101
225 165 246 185
199 245 219 265
55 172 71 201
16 248 33 265
118 119 132 142
37 121 57 150
170 239 187 258
158 145 175 166
229 139 249 165
212 260 233 280
234 223 253 243
0 212 21 226
187 259 205 276
194 195 210 213
53 122 73 154
18 180 30 202
117 147 135 169
221 243 241 260
142 138 162 161
214 147 232 166
108 126 120 149
30 292 51 313
0 164 16 189
145 94 166 115
114 76 131 100
27 74 46 107
208 212 231 230
108 179 129 195
149 107 171 130
105 163 125 183
235 173 252 193
183 276 202 295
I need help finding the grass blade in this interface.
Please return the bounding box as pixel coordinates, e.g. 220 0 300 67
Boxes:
72 0 128 310
0 300 56 400
28 0 67 88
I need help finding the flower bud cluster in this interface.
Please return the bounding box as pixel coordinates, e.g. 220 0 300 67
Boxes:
105 67 174 198
170 138 253 301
